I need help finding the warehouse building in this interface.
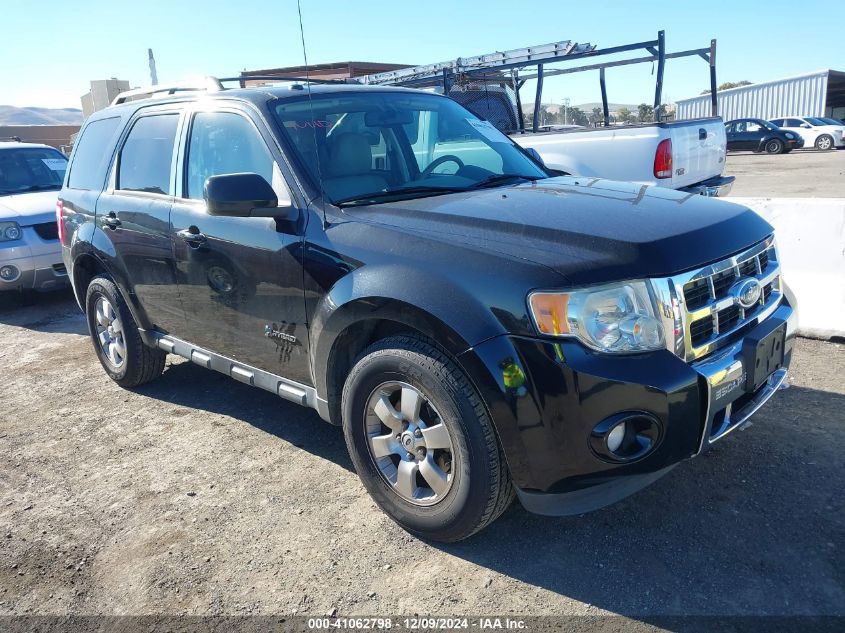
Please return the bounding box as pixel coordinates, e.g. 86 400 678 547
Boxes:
676 69 845 121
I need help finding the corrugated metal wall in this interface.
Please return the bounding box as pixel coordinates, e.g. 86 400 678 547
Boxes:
676 71 829 120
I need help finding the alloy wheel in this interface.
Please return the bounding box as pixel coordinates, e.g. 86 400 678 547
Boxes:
364 381 455 506
94 296 126 368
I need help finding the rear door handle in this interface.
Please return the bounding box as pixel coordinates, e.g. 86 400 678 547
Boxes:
103 212 121 229
176 227 207 246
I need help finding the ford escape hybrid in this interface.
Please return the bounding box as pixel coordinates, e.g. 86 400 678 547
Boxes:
58 79 796 541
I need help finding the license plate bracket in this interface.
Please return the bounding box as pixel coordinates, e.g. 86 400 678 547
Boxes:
742 318 786 392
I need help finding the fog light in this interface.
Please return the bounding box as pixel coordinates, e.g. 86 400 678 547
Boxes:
606 422 626 453
590 412 662 463
0 265 20 281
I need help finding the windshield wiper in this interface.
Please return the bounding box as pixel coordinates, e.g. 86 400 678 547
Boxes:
465 174 541 190
6 184 62 193
335 185 466 207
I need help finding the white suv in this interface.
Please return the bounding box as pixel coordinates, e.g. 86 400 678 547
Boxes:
770 116 845 151
0 141 70 299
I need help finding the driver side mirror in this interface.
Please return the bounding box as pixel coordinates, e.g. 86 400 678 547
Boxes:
204 172 296 219
800 123 811 128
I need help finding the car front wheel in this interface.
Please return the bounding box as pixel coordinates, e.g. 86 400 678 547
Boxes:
342 335 514 542
765 139 784 154
815 134 833 151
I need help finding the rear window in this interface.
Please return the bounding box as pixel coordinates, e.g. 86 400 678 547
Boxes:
67 117 121 190
118 114 179 195
0 147 67 195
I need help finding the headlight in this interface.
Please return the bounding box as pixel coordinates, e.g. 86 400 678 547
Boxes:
0 221 22 242
784 132 795 140
528 281 665 353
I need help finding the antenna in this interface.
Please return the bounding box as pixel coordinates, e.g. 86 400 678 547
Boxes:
296 0 329 229
148 48 158 85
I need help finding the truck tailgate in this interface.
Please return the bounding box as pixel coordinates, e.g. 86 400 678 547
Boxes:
669 119 727 189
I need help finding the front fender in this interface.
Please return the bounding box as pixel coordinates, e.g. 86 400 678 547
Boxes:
310 262 509 398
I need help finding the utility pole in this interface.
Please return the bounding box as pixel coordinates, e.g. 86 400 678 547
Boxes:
148 48 158 85
563 97 570 125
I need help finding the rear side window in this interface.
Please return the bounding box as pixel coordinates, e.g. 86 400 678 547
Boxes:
118 114 179 195
67 117 121 190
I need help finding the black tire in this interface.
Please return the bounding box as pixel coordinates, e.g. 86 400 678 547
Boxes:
815 134 834 151
342 335 514 542
764 138 784 154
85 275 165 387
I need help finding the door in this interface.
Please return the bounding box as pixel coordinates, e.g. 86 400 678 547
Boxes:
724 122 739 150
94 109 184 333
169 106 311 384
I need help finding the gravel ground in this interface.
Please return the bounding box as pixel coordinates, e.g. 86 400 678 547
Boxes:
725 148 845 198
0 290 843 623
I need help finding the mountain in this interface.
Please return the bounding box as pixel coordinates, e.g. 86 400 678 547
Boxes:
0 106 84 126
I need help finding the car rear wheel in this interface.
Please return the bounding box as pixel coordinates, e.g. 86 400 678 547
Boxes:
765 139 784 154
85 275 166 387
815 134 833 151
341 335 514 542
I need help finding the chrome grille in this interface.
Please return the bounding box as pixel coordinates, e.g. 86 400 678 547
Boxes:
652 237 782 362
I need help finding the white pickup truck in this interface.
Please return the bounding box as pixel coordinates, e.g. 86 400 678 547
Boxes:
511 118 734 196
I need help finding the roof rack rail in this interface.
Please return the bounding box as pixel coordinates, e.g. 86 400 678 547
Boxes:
227 75 346 86
110 76 225 106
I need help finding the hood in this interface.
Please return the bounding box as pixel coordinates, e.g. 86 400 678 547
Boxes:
0 190 60 226
342 177 773 285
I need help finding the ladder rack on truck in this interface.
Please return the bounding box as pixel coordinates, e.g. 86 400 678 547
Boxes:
353 31 719 133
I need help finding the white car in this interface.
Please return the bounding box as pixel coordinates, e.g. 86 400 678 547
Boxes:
0 141 70 300
769 116 845 151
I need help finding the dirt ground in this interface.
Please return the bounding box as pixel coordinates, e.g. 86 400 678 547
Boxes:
725 148 845 198
1 290 843 623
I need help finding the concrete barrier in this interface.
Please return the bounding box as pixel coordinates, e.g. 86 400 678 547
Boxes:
730 197 845 339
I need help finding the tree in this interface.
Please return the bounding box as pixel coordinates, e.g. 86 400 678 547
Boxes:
589 107 604 126
700 80 752 94
567 107 589 127
637 103 654 122
617 107 633 124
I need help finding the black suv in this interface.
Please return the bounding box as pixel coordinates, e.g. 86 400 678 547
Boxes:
59 79 796 541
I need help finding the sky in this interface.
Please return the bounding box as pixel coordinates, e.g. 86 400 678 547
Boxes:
1 0 842 111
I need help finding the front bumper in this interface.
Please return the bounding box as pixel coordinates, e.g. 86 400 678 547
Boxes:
0 230 68 292
466 299 796 516
679 175 735 198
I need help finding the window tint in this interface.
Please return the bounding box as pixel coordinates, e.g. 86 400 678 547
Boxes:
186 111 274 199
118 114 179 195
67 117 121 190
785 118 803 127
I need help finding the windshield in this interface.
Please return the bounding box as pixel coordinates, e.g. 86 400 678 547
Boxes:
272 91 548 205
758 120 777 131
0 147 67 195
805 117 828 126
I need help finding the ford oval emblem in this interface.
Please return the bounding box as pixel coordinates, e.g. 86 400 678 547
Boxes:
734 278 762 309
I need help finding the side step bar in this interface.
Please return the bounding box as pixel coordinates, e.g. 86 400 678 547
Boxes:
142 330 332 423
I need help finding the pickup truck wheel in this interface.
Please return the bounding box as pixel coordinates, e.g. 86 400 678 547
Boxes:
765 139 784 154
85 275 166 388
815 134 833 151
342 335 514 542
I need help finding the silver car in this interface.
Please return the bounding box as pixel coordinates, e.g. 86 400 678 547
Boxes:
0 141 70 298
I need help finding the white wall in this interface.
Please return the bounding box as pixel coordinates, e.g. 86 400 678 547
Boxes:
731 197 845 339
676 70 829 121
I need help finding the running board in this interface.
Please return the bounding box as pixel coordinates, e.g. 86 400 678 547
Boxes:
143 330 331 422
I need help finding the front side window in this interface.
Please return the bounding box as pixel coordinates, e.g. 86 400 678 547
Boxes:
785 118 804 127
272 92 547 205
746 122 763 133
185 111 274 200
0 147 67 195
118 114 179 195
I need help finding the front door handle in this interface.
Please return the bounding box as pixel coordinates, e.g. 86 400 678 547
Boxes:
103 212 121 229
176 226 207 247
